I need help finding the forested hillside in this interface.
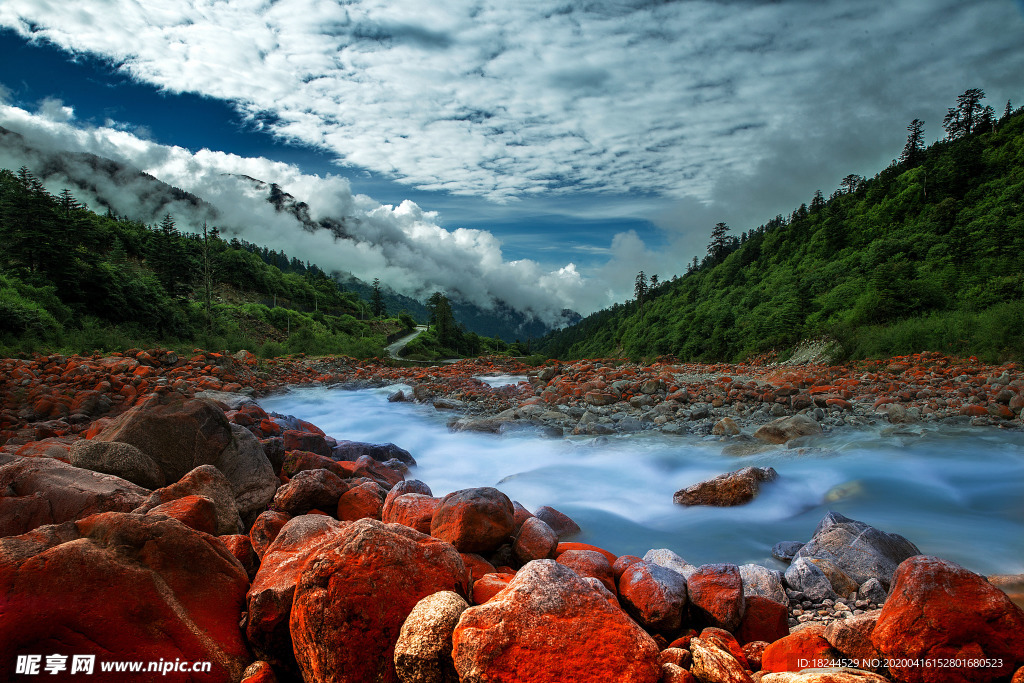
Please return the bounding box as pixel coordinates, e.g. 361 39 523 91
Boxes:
0 168 404 356
541 94 1024 363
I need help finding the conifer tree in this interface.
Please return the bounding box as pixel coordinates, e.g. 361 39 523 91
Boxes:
900 119 926 166
943 88 985 139
370 278 386 317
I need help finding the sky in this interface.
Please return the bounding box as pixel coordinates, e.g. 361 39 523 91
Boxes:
1 0 1023 323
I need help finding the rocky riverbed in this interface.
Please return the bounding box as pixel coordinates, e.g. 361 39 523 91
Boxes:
1 349 1023 682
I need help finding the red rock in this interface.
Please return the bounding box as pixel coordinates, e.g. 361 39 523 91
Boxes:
658 647 692 669
512 500 535 532
146 494 218 535
133 464 244 536
453 559 660 682
336 480 386 521
430 487 515 554
688 563 746 632
250 510 292 559
823 612 881 665
290 518 470 683
690 635 753 682
743 641 767 672
382 492 440 533
282 449 352 480
761 625 838 673
534 505 582 538
619 560 689 633
736 595 789 644
220 533 259 580
0 512 250 681
660 664 697 683
271 468 350 517
0 457 149 537
871 555 1024 683
282 429 333 457
613 554 644 580
699 627 749 668
247 515 348 669
241 661 279 683
473 572 514 604
557 549 617 593
460 553 497 582
513 516 558 564
987 402 1015 419
556 541 618 566
960 405 989 417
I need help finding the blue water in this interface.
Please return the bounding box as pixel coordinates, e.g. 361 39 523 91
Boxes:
261 382 1024 575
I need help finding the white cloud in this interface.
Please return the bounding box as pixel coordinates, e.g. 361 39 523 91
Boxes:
1 0 1021 206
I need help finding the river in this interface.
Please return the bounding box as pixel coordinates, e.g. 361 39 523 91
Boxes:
260 378 1024 576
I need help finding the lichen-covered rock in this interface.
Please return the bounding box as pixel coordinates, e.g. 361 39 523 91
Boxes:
384 493 442 534
290 519 469 683
619 560 689 633
133 464 244 536
452 560 660 682
271 468 349 517
740 563 787 605
689 636 753 683
673 467 777 507
68 439 165 489
761 625 838 674
512 516 558 564
394 591 469 683
430 487 515 554
688 563 746 632
753 414 822 444
532 505 581 538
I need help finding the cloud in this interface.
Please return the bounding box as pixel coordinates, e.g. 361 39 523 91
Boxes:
0 100 624 321
0 0 1020 206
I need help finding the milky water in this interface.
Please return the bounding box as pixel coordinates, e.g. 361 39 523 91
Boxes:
261 379 1024 576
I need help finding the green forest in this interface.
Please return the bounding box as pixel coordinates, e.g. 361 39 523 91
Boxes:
541 92 1024 363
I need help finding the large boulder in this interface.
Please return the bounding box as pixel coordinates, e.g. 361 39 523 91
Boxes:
430 487 515 554
68 439 165 489
740 563 787 605
753 414 822 444
394 591 470 683
784 557 839 602
452 559 660 682
133 464 244 536
871 555 1024 683
794 512 920 589
761 624 839 674
247 515 348 668
688 563 747 632
217 423 281 524
333 440 417 466
384 494 442 534
0 457 149 537
673 467 778 507
290 519 470 683
0 512 250 681
618 559 690 633
271 468 350 517
512 517 558 564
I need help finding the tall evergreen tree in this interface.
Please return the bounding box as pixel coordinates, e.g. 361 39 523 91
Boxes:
900 119 926 166
943 88 985 139
634 271 648 321
707 222 731 263
370 277 386 317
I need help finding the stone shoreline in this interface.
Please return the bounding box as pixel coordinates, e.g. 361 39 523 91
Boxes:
1 349 1023 683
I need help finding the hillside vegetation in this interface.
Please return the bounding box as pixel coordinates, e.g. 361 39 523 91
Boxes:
541 101 1024 363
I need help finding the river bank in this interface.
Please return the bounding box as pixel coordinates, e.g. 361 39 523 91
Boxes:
1 349 1023 682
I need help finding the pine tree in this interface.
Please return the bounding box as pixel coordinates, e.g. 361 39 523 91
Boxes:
840 174 864 195
370 278 386 317
634 271 648 321
900 119 926 166
707 222 731 263
943 88 985 140
810 189 826 212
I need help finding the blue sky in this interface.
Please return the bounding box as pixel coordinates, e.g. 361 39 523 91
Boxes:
1 1 1023 320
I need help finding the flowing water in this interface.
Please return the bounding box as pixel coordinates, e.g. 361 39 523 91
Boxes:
261 379 1024 576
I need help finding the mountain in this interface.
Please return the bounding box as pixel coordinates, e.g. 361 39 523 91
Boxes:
0 125 573 341
540 106 1024 363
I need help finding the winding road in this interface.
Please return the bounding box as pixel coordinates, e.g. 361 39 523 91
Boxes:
385 325 427 359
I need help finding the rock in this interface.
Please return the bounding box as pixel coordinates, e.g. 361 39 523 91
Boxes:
643 548 696 578
871 555 1024 683
0 457 149 537
713 417 741 436
700 627 750 669
619 560 690 632
808 558 859 597
736 596 789 645
753 414 822 444
823 612 881 664
0 512 250 682
250 510 291 559
247 515 349 667
794 511 920 589
673 467 778 507
459 553 496 583
430 487 515 554
220 533 259 580
394 591 469 683
661 663 698 682
613 554 644 580
689 636 753 683
271 468 350 516
557 549 617 593
333 440 417 466
133 464 244 536
195 389 257 410
688 563 746 632
772 541 803 563
290 519 470 683
585 391 620 406
146 494 219 535
856 578 887 603
336 480 387 521
282 429 333 457
533 505 581 539
743 641 767 671
385 479 434 509
760 671 891 682
472 572 513 604
217 423 281 525
739 564 787 605
761 624 838 673
68 439 165 489
556 541 618 566
784 558 838 603
452 559 660 682
241 660 279 683
512 516 558 564
384 493 442 534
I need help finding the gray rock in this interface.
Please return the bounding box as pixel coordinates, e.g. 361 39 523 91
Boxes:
332 440 417 466
215 424 280 527
857 577 887 603
784 557 838 602
753 413 823 444
794 511 921 589
673 466 777 507
739 563 787 605
643 548 697 579
619 560 690 632
773 541 804 562
69 439 165 490
195 390 258 410
394 591 469 683
133 464 244 536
